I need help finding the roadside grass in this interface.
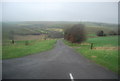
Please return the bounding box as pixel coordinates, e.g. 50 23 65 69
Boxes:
3 39 56 59
64 36 118 73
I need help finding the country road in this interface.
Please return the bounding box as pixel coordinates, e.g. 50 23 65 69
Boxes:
2 40 118 79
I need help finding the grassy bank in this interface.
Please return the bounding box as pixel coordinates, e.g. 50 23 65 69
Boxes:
3 39 56 59
64 36 118 73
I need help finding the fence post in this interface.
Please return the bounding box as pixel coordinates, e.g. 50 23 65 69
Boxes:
11 40 14 44
91 43 93 49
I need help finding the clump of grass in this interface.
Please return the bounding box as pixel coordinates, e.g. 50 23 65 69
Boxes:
3 39 56 59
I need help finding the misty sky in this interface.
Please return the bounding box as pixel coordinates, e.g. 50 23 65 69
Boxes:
2 2 118 24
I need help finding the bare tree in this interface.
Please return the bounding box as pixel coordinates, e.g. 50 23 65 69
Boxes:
64 24 86 43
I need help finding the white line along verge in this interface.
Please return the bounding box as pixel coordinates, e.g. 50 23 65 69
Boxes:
69 73 74 81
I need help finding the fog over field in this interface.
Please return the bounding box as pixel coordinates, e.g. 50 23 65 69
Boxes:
2 2 118 24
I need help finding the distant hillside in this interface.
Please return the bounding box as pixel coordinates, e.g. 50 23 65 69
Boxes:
2 21 118 40
80 22 117 28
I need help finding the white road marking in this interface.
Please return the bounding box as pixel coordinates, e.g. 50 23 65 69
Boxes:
69 73 74 81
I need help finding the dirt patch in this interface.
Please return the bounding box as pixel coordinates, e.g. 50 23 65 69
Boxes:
93 47 119 50
81 43 90 45
91 56 97 58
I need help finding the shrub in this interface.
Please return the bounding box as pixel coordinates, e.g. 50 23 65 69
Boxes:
96 30 106 36
25 41 29 45
109 31 117 35
64 24 86 43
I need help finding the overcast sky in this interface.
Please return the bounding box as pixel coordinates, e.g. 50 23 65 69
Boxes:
2 2 118 24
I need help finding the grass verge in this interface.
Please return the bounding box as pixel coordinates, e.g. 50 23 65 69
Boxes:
64 36 118 73
3 39 56 59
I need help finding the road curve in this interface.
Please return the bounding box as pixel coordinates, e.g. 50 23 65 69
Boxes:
2 40 118 79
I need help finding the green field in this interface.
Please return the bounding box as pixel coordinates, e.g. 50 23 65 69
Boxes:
3 39 56 59
64 36 118 73
86 36 118 47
